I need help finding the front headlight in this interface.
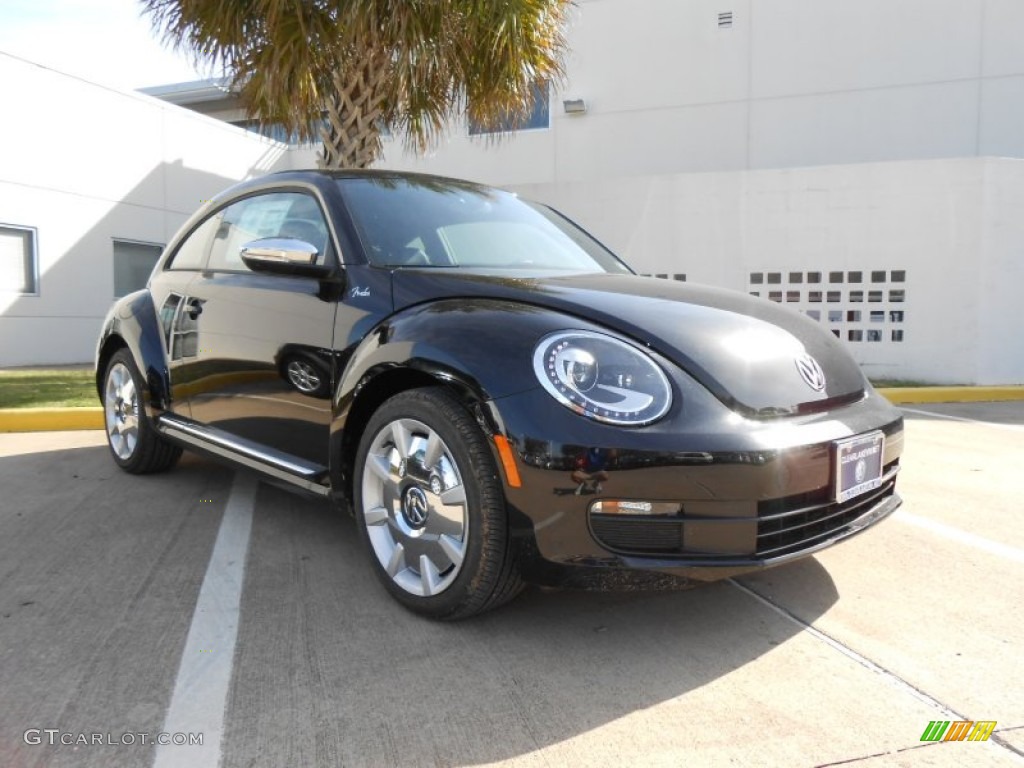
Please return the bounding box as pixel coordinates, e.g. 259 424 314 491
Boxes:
532 330 673 426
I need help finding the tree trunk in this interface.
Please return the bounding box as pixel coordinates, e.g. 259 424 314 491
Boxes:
319 50 389 169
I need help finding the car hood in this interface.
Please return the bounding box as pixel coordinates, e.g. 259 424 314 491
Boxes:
390 270 867 416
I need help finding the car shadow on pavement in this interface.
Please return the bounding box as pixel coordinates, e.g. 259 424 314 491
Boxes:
222 480 840 768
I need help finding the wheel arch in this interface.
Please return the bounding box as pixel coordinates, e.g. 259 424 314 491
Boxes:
95 290 171 415
328 297 608 505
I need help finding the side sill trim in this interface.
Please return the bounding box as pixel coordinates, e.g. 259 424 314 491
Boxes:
157 413 331 497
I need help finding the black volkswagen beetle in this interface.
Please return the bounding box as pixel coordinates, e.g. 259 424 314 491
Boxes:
96 170 903 619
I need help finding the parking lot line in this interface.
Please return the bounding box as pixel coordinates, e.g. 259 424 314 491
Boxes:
153 472 256 768
894 511 1024 565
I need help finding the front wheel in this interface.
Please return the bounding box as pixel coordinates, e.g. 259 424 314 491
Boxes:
354 387 522 620
103 349 182 474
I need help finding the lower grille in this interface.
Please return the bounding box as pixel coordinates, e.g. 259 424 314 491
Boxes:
755 463 899 558
589 460 900 560
590 516 683 553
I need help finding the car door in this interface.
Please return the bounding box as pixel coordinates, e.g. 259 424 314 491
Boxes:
174 190 340 468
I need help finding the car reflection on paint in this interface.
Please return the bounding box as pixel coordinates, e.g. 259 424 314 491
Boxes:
96 170 904 620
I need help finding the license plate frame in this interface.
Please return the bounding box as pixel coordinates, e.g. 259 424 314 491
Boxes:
834 431 885 503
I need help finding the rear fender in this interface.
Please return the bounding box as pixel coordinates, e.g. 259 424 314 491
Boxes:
95 290 170 418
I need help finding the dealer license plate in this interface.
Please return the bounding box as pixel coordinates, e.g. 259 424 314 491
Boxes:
834 431 885 503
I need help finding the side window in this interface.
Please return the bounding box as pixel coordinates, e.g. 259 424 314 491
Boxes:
206 192 331 273
167 215 220 271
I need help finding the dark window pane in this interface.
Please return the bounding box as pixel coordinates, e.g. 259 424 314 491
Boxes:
807 272 821 283
829 271 843 283
891 270 905 282
767 272 782 284
750 272 764 284
871 270 886 283
789 272 803 283
847 271 862 283
113 240 163 297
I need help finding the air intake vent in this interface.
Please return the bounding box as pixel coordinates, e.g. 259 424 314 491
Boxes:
718 11 734 28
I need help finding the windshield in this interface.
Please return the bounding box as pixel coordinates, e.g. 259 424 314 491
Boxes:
336 176 631 273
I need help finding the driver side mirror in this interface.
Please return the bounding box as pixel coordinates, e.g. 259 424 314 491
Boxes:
239 238 334 277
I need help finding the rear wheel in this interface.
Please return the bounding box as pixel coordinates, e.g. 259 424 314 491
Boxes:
354 387 522 619
103 349 181 474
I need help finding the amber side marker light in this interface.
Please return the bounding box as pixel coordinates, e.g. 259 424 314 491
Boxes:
591 500 682 516
493 435 522 488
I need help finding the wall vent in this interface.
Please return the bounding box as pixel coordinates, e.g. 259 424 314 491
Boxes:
718 11 734 28
748 269 908 344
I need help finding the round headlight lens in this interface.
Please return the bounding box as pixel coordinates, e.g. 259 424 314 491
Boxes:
532 331 673 426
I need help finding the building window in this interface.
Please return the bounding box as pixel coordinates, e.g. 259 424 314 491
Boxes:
0 224 39 295
113 239 163 297
469 82 550 135
231 118 330 146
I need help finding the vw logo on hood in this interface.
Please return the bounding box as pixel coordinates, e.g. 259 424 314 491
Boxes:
795 353 827 392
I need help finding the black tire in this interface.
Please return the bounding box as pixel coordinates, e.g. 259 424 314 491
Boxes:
102 348 182 474
354 387 523 620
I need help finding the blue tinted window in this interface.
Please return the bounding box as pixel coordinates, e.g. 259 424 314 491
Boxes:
469 82 550 135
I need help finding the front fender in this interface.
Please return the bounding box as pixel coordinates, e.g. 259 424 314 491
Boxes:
328 298 620 497
335 298 621 414
95 290 170 416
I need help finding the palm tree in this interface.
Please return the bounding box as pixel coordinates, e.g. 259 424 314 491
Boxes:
143 0 571 169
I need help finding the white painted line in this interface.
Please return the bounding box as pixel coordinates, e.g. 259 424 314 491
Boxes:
153 473 257 768
901 407 1024 431
894 511 1024 565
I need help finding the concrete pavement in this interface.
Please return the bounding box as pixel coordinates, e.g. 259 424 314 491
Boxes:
0 403 1022 766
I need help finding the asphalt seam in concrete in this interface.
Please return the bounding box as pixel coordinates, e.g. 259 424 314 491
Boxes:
726 579 1024 762
153 472 256 768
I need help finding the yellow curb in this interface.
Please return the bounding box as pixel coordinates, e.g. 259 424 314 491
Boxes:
0 407 104 433
877 386 1024 404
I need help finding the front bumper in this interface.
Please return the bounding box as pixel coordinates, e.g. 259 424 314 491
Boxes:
489 385 904 587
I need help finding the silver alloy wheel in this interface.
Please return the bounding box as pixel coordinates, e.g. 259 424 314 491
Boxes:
360 418 468 597
104 362 139 460
286 359 321 393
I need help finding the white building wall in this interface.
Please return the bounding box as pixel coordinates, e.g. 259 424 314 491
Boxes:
379 0 1024 183
368 0 1024 385
0 53 289 366
511 157 1024 385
